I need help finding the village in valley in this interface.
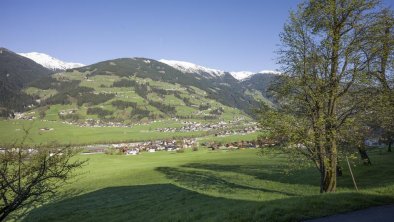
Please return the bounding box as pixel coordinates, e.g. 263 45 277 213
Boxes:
1 0 394 221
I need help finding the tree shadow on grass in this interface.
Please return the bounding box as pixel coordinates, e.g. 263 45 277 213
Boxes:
181 163 320 187
22 184 257 222
8 188 84 222
22 184 394 222
181 162 394 190
156 166 297 196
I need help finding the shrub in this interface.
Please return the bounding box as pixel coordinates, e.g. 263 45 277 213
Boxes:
111 100 137 109
176 148 185 153
87 107 113 118
104 148 123 155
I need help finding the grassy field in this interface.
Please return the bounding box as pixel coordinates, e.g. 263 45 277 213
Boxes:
0 120 207 146
198 132 261 144
21 148 394 222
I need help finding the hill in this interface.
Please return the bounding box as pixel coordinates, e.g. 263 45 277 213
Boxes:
5 54 278 123
22 58 256 123
241 73 280 103
0 48 53 115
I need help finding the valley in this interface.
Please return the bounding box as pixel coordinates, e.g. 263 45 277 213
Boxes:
1 0 394 219
1 49 271 148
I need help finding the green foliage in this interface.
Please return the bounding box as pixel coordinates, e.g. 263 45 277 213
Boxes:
86 107 113 118
59 113 81 121
76 93 115 106
112 79 138 88
209 107 224 115
111 100 137 109
265 0 392 192
0 48 52 113
147 100 176 116
198 103 211 111
176 148 185 153
104 148 123 155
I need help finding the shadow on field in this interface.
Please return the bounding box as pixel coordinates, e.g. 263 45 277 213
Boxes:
156 166 296 196
22 184 394 222
181 163 320 187
22 184 257 222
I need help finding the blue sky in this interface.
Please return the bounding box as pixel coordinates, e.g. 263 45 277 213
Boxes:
1 0 393 72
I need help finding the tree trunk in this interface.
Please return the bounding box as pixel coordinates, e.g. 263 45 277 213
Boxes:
321 156 337 192
321 124 338 193
388 140 392 152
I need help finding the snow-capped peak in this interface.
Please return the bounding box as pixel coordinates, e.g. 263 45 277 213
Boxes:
229 71 255 80
230 70 281 81
159 59 225 78
18 52 84 70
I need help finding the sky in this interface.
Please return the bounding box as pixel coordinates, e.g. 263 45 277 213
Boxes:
1 0 393 72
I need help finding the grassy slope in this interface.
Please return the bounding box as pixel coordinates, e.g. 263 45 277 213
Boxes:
24 71 249 122
22 149 394 222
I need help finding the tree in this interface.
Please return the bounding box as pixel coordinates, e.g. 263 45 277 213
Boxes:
0 135 86 221
262 0 389 193
364 8 394 152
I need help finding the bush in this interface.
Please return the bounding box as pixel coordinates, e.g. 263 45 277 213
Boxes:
87 107 113 118
59 113 80 121
39 110 46 119
199 103 211 111
77 93 115 106
111 100 137 109
176 148 185 153
104 148 123 155
209 107 224 115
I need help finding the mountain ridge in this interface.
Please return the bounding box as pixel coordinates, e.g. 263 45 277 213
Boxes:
18 52 84 70
0 48 53 114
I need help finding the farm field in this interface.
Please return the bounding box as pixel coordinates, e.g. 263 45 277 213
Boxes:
0 120 207 146
22 148 394 222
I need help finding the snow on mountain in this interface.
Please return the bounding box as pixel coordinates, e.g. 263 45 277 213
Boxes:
159 59 225 78
229 71 255 80
18 52 84 70
230 70 281 81
258 70 281 75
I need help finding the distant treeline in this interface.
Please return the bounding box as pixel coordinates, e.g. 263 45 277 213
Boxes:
87 107 113 117
111 100 137 109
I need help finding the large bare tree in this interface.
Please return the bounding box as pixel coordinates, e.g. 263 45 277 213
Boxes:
0 136 86 221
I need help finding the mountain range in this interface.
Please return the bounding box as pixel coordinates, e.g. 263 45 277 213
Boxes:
16 52 280 81
0 47 279 120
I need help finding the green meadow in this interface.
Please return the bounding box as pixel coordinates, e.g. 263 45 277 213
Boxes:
0 120 207 146
22 148 394 222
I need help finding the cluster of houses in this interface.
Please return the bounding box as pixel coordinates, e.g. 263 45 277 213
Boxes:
13 112 36 120
156 120 259 133
59 109 77 116
214 126 260 137
62 119 132 128
62 119 169 128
